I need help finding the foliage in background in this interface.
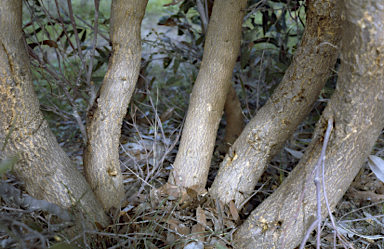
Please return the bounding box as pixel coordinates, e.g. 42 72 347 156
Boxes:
6 1 384 248
147 0 308 120
22 0 312 139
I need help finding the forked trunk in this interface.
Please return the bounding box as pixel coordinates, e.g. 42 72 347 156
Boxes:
234 0 384 247
211 0 342 205
0 0 108 226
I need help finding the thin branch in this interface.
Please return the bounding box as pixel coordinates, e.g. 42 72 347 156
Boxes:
196 0 209 34
85 0 100 107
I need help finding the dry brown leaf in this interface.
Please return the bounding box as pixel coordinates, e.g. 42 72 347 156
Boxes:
346 188 384 202
160 107 175 122
208 238 229 248
323 233 336 243
205 209 221 232
132 202 151 216
217 199 224 215
229 200 239 221
161 217 181 227
146 242 159 249
150 183 187 209
225 219 236 229
42 40 58 48
186 187 198 199
167 223 177 244
158 182 182 197
216 199 224 231
194 206 207 242
191 224 205 242
196 206 207 226
177 224 190 236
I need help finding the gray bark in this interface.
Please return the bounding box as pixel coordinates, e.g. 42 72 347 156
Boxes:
170 0 248 193
234 0 384 247
0 0 108 226
84 0 148 210
211 0 342 205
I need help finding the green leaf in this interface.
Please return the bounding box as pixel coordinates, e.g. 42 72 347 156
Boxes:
163 57 172 69
81 30 87 43
241 47 251 69
275 62 288 73
158 16 171 25
26 221 44 232
173 58 181 74
191 15 201 25
95 47 106 58
195 35 205 46
180 0 195 13
253 37 279 47
178 27 184 36
166 75 184 85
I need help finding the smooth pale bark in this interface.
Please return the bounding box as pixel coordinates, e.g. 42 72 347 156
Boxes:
0 0 108 226
169 0 248 192
234 1 384 248
211 0 341 205
84 0 148 210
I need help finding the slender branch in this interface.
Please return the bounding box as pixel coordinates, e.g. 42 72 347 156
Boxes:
281 117 334 249
298 118 348 249
196 0 209 34
85 0 100 107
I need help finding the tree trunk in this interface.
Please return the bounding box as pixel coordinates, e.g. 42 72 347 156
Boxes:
234 0 384 248
169 0 248 192
83 0 148 210
0 0 108 226
210 0 341 205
